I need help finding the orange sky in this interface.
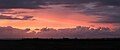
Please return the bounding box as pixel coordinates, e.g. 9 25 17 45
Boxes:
0 5 115 30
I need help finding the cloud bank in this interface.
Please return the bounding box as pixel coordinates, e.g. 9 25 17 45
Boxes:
0 26 120 39
0 26 35 39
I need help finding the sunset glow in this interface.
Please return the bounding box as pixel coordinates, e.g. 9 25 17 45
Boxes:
0 0 120 38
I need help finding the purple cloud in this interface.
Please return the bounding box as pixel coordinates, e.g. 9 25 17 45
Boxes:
0 26 35 39
36 26 120 39
0 15 35 20
0 26 120 39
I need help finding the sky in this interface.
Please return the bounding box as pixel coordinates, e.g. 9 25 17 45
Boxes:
0 0 120 39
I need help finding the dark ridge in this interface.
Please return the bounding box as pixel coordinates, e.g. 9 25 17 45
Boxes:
0 38 120 50
0 38 120 40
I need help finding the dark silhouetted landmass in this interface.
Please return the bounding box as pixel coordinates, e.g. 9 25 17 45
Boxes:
0 38 120 50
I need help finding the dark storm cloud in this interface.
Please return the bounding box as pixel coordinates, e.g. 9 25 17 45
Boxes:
98 0 120 6
91 15 120 23
60 0 120 24
79 5 120 23
0 0 48 9
0 0 120 9
46 0 120 6
0 0 107 9
0 15 34 20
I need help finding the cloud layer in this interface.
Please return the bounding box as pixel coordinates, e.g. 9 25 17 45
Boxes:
60 0 120 24
0 0 120 24
36 26 120 38
0 0 48 9
0 26 120 39
0 26 35 39
0 15 34 20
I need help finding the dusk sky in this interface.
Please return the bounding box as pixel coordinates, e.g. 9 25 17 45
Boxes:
0 0 120 39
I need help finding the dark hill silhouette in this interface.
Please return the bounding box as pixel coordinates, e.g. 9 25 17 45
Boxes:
0 38 120 50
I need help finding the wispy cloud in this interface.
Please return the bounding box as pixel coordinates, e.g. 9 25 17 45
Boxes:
0 15 35 20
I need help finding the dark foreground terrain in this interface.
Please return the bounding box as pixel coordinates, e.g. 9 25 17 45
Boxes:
0 38 120 50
